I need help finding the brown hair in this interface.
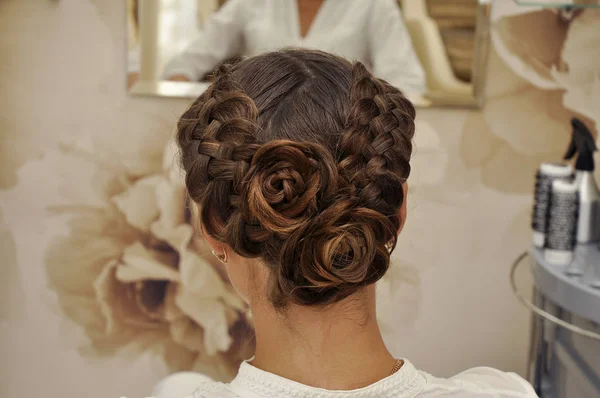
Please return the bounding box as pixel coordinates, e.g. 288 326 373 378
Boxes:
177 49 415 308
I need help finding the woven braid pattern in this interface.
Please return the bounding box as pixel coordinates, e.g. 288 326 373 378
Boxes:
178 65 262 251
338 63 415 241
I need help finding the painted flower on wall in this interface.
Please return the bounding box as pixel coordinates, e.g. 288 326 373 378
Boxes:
492 5 599 131
40 140 254 381
458 5 599 194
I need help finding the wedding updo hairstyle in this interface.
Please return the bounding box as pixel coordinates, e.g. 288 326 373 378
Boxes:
177 49 415 308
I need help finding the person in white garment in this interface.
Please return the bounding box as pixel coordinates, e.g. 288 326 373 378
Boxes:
156 49 538 398
162 0 427 94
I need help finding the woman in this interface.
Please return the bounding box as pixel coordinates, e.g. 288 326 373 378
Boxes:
158 49 537 397
163 0 426 94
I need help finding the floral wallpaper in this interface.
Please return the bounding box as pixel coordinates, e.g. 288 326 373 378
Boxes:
39 140 254 381
0 1 598 398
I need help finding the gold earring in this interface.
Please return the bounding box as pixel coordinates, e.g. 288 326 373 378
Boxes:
212 249 228 264
385 240 394 253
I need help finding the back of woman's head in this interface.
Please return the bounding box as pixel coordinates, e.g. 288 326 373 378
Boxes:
177 49 415 308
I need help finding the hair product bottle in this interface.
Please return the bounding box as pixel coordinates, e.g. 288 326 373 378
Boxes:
564 118 600 244
545 179 580 265
531 163 573 247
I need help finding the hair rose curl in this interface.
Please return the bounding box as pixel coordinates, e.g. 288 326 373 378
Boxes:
177 49 415 308
244 140 337 235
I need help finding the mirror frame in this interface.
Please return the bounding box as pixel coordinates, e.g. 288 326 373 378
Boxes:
128 0 492 108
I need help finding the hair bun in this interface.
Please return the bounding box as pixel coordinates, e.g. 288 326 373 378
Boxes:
275 200 393 306
244 141 393 307
242 140 338 236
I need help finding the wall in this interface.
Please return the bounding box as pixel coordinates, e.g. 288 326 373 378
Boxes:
1 1 594 398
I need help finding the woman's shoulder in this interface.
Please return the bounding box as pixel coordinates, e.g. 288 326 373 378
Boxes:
418 366 538 397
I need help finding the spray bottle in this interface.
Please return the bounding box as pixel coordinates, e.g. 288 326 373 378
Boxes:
563 118 600 243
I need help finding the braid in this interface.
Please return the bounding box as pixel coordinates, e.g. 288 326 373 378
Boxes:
177 64 261 250
338 62 415 246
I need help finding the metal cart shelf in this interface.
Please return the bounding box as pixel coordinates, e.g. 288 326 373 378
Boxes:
511 245 600 398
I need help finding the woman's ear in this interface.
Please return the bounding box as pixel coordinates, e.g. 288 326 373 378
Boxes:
198 220 221 253
199 219 226 257
191 202 226 257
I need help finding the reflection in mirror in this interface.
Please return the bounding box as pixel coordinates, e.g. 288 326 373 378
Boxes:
127 0 490 107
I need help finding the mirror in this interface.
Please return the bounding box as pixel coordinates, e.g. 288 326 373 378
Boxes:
127 0 491 107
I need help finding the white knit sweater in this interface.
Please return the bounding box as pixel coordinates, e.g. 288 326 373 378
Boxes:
153 359 538 398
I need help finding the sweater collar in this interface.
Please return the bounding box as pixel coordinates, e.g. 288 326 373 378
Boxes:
230 359 425 398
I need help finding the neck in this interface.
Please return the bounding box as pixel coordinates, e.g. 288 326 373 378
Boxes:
249 285 397 390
